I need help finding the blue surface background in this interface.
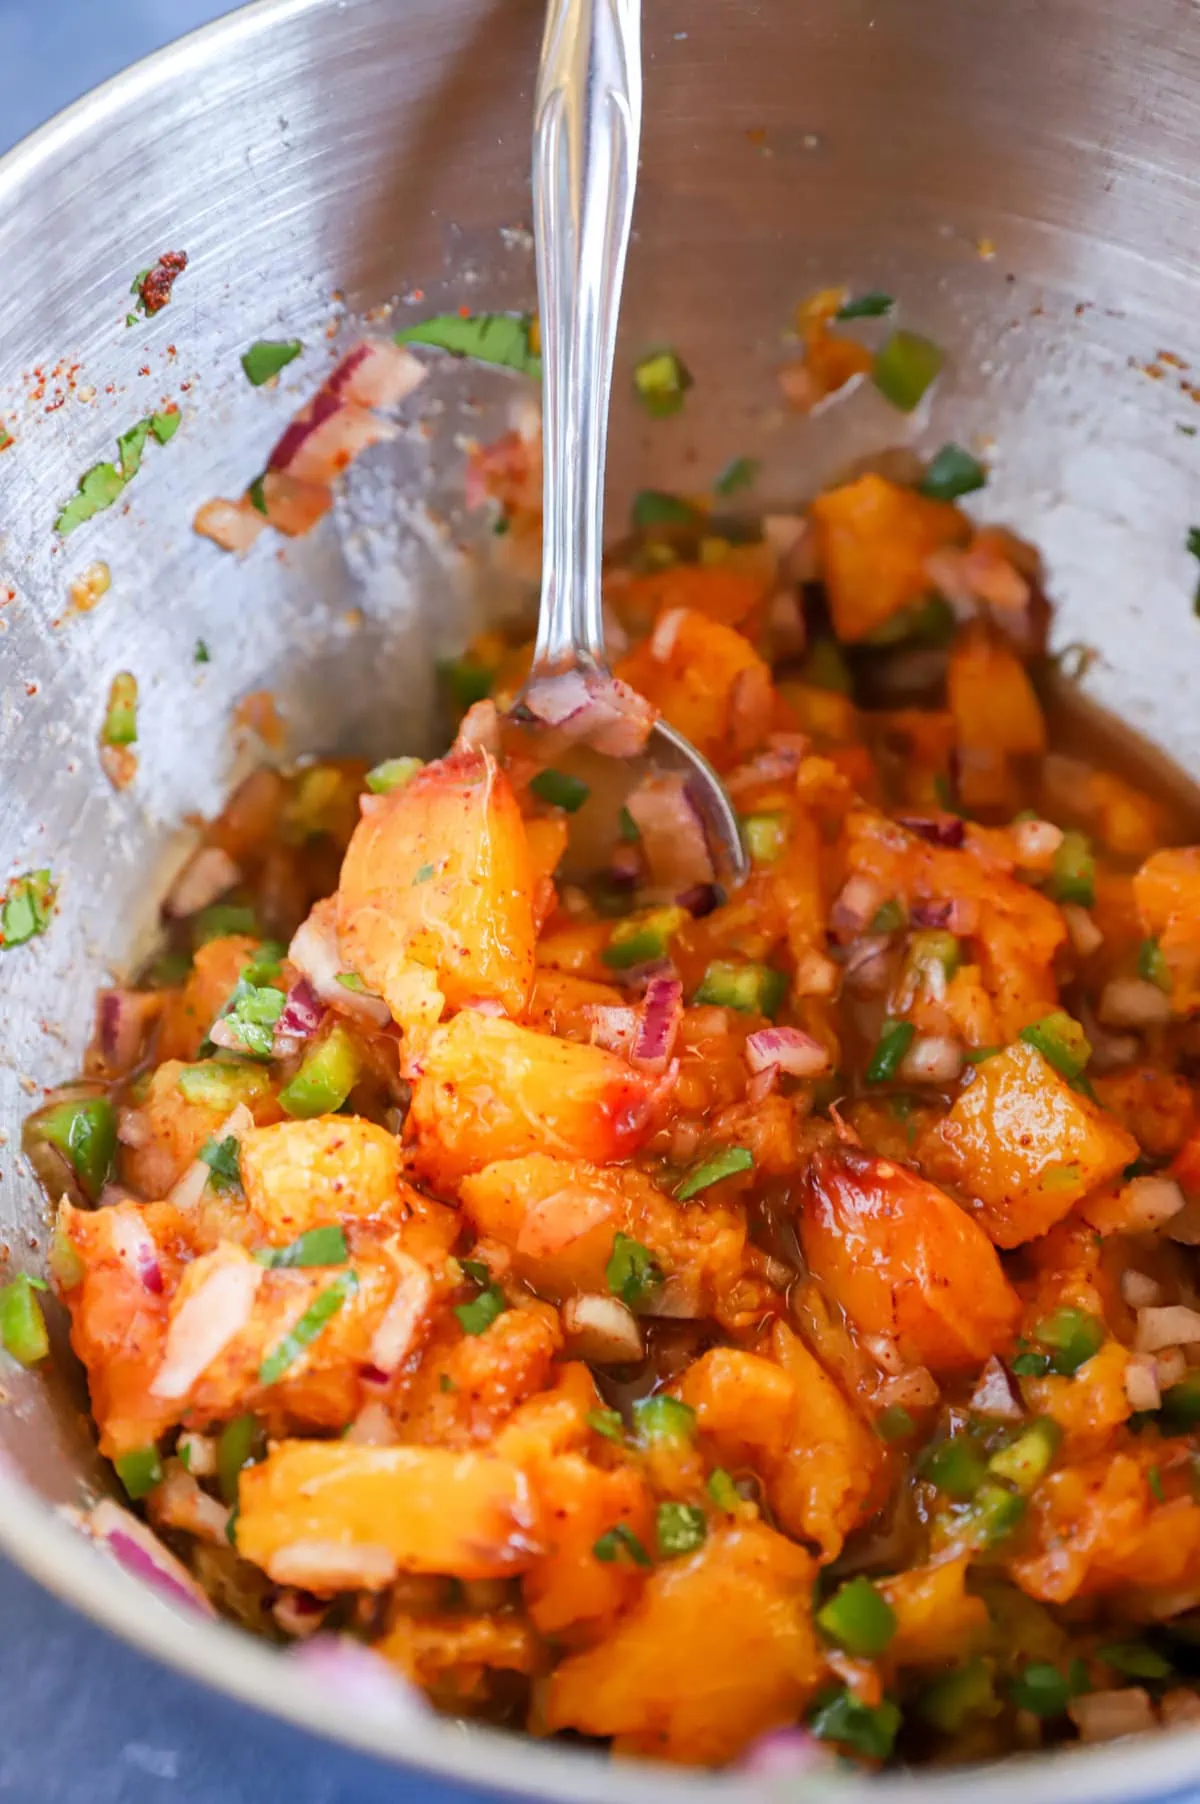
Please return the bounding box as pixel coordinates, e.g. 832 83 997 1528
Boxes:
0 4 483 1799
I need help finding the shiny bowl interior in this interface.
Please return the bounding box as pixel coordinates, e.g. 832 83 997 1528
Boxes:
3 0 1200 1797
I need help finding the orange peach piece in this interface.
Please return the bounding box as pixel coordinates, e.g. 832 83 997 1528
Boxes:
542 1520 822 1765
799 1144 1020 1372
337 746 536 1030
119 1058 282 1199
948 622 1046 757
879 1556 989 1666
236 1440 544 1584
239 1115 401 1242
459 1154 747 1316
614 609 773 769
157 933 266 1062
391 1302 564 1449
375 1612 539 1695
926 1041 1137 1248
406 1013 658 1184
1134 847 1200 1013
522 1455 655 1639
809 473 969 644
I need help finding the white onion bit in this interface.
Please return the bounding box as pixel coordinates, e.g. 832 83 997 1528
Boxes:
1135 1303 1200 1354
1120 1269 1164 1310
561 1294 644 1363
1068 1688 1155 1743
1123 1353 1162 1413
970 1355 1023 1421
1098 977 1172 1029
1118 1175 1186 1232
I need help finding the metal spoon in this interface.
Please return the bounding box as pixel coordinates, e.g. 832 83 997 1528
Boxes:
521 0 748 888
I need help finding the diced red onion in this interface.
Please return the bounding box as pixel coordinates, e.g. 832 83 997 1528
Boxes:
561 1294 643 1363
96 989 163 1074
726 742 806 796
586 1004 638 1056
830 873 885 937
1136 1304 1200 1352
970 1355 1022 1421
741 1728 825 1777
289 1636 427 1720
610 842 642 884
106 1207 165 1296
676 882 723 918
162 845 241 919
610 956 676 997
910 898 952 929
193 497 267 554
325 339 427 412
1119 1175 1186 1232
523 669 657 757
632 976 683 1073
793 947 839 998
453 698 501 757
841 935 891 993
1120 1269 1164 1309
150 1246 263 1399
626 773 715 890
745 1026 829 1079
877 1367 939 1409
899 1033 964 1086
273 978 326 1057
344 1401 400 1448
1061 902 1104 957
1124 1354 1162 1413
896 814 966 849
368 1255 434 1375
1068 1689 1155 1743
268 389 397 485
288 907 391 1026
745 1065 778 1105
86 1499 216 1618
650 607 686 662
1098 977 1172 1029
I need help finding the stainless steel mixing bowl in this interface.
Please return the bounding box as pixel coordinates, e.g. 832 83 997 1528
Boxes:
3 0 1200 1797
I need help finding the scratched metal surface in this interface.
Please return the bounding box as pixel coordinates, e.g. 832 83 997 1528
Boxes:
4 0 1200 1801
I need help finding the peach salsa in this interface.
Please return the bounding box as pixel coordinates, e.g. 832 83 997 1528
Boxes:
14 386 1200 1773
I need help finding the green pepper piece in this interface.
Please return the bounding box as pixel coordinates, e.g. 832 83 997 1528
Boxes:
908 929 959 983
960 1480 1027 1548
872 330 944 412
707 1468 740 1511
1007 1662 1072 1718
0 1273 50 1366
918 1658 997 1733
437 656 495 712
365 756 424 796
279 1024 362 1119
454 1282 507 1336
836 290 893 321
918 443 987 502
114 1444 163 1500
633 347 693 418
919 1436 988 1500
692 959 787 1017
656 1502 707 1558
632 1396 696 1443
869 898 907 935
176 1060 273 1110
875 1404 916 1442
817 1576 897 1657
632 490 702 530
1 869 56 948
190 902 260 947
866 1019 915 1085
27 1095 116 1202
241 339 303 386
741 813 788 865
713 456 761 498
675 1145 755 1200
1138 937 1171 992
1048 830 1095 906
1019 1010 1092 1084
101 672 138 747
216 1413 261 1505
1160 1373 1200 1430
809 1686 902 1760
1099 1642 1172 1680
586 1408 625 1444
1032 1306 1105 1376
987 1418 1062 1492
530 769 590 813
602 906 687 971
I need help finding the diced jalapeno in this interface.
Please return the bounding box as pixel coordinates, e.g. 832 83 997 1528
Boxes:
741 813 788 864
177 1060 273 1110
279 1024 362 1119
1019 1010 1092 1084
530 769 590 813
656 1502 706 1558
917 1658 997 1733
1031 1306 1105 1376
919 1437 988 1499
918 443 987 502
365 756 424 796
633 347 693 418
0 1273 50 1366
809 1687 902 1760
866 1019 915 1085
632 1395 696 1443
25 1095 116 1202
817 1576 897 1657
217 1414 261 1505
1048 830 1096 906
114 1444 163 1500
987 1418 1062 1491
692 959 787 1017
1007 1662 1072 1718
602 906 687 970
1138 937 1171 992
872 330 943 412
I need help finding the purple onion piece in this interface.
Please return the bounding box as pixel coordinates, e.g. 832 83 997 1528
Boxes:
676 881 724 918
910 897 953 928
895 814 966 848
289 1636 428 1721
741 1727 825 1777
273 978 326 1055
632 976 683 1070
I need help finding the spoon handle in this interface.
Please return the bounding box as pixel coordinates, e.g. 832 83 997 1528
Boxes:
531 0 642 671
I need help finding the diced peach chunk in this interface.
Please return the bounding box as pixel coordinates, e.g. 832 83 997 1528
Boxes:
809 474 969 643
522 1455 654 1640
458 1154 747 1317
926 1041 1137 1248
614 610 774 769
239 1115 401 1242
879 1556 989 1666
236 1440 543 1584
799 1144 1020 1372
157 933 266 1062
542 1521 822 1764
337 747 536 1030
1134 847 1200 1013
407 1014 658 1184
119 1059 281 1199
